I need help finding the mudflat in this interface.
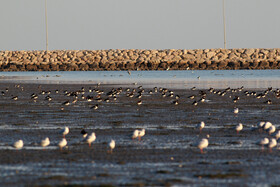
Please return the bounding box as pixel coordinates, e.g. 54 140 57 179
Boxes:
0 83 280 186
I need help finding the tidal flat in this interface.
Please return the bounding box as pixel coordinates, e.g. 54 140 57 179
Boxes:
0 83 280 186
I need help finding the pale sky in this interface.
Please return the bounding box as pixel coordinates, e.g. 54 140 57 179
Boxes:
0 0 279 51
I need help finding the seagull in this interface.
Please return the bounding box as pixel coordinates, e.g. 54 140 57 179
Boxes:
196 121 205 133
13 140 24 149
268 138 277 152
233 108 239 114
108 140 115 154
41 137 50 148
58 138 67 150
263 122 272 131
274 130 280 140
197 138 208 154
257 121 265 129
84 132 96 147
235 123 243 134
268 125 276 135
60 127 69 138
132 129 139 140
257 137 269 151
138 129 145 141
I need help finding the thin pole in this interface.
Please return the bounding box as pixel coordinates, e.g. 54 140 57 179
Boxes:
222 0 226 49
45 0 49 51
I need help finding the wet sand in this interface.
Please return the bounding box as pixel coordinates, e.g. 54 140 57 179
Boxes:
0 83 280 186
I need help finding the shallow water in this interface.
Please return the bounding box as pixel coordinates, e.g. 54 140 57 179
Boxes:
0 70 280 88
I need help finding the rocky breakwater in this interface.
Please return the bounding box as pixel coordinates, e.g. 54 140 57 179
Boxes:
0 48 280 71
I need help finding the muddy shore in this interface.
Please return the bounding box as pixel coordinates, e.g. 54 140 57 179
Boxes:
0 83 280 186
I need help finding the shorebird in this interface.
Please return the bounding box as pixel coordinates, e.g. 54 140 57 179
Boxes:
233 96 240 103
132 129 139 140
13 140 24 149
138 129 145 141
41 137 50 148
257 137 269 151
31 93 38 100
274 130 280 140
268 125 276 135
265 100 272 105
108 140 115 154
257 121 265 129
84 132 96 147
12 96 18 101
197 138 208 154
81 129 88 138
137 100 142 106
198 97 206 103
60 127 69 138
58 138 67 150
90 104 99 110
233 108 239 114
192 101 198 106
188 95 195 99
196 121 205 133
263 122 272 131
173 100 179 105
45 96 52 101
268 138 277 152
62 101 70 106
235 123 243 134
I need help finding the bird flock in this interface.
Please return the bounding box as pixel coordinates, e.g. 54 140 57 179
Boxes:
2 83 280 154
13 126 116 153
195 120 280 153
12 119 280 154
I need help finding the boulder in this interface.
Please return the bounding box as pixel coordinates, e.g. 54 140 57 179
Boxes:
244 49 255 57
206 51 216 59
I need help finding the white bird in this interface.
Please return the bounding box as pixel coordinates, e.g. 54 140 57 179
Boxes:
108 139 115 154
268 125 276 135
263 122 272 130
58 138 67 150
132 129 139 140
197 138 209 154
41 137 50 148
233 108 239 114
60 127 69 138
13 140 24 149
274 130 280 140
138 129 145 141
235 123 243 134
196 121 205 133
257 121 265 129
84 132 96 147
257 137 269 150
268 138 277 152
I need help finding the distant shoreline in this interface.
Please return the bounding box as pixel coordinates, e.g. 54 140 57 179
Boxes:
0 48 280 71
